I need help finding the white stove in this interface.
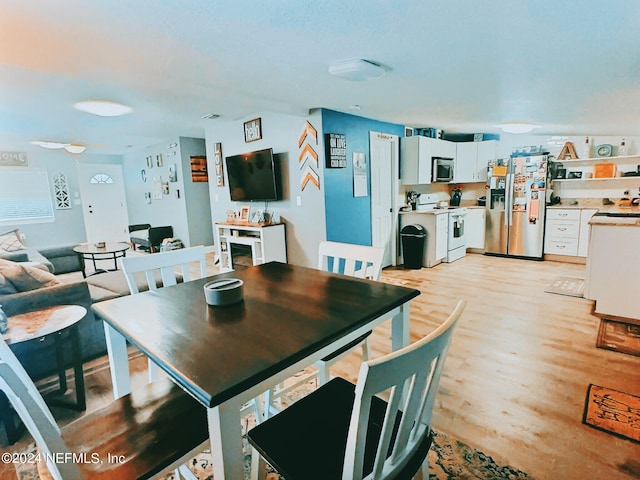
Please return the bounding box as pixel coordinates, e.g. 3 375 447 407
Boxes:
415 194 468 263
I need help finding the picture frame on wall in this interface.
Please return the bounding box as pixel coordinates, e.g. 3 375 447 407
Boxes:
168 164 177 182
244 118 262 143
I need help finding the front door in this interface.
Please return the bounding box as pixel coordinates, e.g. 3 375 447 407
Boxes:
369 132 399 267
76 164 130 243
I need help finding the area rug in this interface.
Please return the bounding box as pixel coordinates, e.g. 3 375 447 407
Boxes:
544 275 584 297
596 319 640 357
583 384 640 443
13 430 532 480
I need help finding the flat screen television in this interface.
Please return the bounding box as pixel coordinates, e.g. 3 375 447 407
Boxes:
225 148 279 201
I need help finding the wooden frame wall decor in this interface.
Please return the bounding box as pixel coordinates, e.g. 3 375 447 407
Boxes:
214 142 224 186
244 118 262 143
190 155 208 182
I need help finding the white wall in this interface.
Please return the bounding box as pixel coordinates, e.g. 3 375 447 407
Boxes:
204 111 326 267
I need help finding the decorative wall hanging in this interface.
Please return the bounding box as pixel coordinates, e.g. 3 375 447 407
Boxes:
168 164 177 182
156 154 163 167
214 142 224 186
557 142 578 160
145 192 152 204
52 172 71 209
244 117 262 143
141 169 147 182
162 181 170 195
325 133 347 168
153 177 163 199
146 156 154 168
190 155 208 182
298 121 320 191
352 152 368 197
0 152 27 167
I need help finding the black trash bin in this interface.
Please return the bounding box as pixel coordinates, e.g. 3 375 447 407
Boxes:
401 224 426 269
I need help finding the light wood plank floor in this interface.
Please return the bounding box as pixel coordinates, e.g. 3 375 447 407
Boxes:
333 253 640 479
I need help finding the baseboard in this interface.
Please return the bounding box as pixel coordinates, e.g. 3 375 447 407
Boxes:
543 254 586 264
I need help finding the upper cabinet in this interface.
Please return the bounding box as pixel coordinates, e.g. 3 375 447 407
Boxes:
401 136 457 185
454 140 498 183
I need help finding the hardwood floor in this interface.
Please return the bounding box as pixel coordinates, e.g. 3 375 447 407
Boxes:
1 253 639 479
333 253 640 479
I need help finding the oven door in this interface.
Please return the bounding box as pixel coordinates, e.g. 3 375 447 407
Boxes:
448 213 466 250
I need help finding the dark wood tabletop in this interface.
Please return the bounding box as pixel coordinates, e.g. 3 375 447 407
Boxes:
92 262 419 408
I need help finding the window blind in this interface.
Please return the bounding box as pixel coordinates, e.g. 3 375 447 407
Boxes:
0 168 55 225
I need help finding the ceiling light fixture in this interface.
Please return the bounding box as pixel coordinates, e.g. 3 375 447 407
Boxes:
31 141 86 154
73 100 133 117
498 123 539 134
328 59 385 81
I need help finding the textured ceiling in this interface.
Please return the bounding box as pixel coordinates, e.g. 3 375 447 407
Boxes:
2 0 640 154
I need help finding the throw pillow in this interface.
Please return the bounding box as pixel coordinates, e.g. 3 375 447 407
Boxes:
0 229 25 253
0 260 60 292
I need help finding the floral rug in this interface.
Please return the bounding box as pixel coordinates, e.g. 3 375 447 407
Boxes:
14 429 532 479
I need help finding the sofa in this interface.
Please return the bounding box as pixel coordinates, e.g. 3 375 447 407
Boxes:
0 247 173 381
129 224 174 253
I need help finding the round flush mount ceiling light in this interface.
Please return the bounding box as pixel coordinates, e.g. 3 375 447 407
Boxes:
328 59 385 81
498 123 540 134
73 100 133 117
31 141 86 154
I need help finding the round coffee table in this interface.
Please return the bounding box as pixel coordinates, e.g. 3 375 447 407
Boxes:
0 305 87 443
73 242 130 277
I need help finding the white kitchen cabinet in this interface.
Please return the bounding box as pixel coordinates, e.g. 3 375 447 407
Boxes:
465 208 486 250
401 136 457 185
577 209 598 257
435 213 449 260
454 140 497 183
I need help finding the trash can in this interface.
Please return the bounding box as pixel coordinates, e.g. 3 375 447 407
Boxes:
401 224 426 269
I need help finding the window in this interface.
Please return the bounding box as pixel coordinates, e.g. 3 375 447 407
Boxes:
0 168 55 226
89 173 114 184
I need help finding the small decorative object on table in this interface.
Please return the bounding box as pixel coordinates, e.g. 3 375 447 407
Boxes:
203 278 244 306
251 209 265 223
95 241 106 248
619 138 626 156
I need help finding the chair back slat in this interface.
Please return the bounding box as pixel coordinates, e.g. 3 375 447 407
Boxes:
0 337 84 479
343 300 466 480
121 246 207 294
318 241 385 281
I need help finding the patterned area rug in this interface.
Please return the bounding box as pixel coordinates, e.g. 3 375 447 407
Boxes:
14 429 532 479
596 319 640 357
544 276 585 297
583 384 640 443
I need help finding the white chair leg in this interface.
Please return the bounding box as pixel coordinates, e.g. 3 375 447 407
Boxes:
419 459 429 480
317 361 331 386
176 464 198 479
361 338 371 361
263 387 274 420
250 447 268 480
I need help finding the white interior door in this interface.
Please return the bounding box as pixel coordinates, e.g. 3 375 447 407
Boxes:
369 132 399 267
77 164 130 243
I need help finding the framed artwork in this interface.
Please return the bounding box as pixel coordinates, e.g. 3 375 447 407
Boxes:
156 154 163 167
239 205 251 222
251 209 264 224
325 133 347 168
244 117 262 143
168 164 177 182
162 181 169 195
146 156 154 168
190 155 208 182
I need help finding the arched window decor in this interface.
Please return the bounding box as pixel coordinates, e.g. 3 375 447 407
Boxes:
89 173 114 184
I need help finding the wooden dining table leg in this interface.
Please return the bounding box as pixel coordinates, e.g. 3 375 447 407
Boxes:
208 398 245 480
391 303 411 351
103 322 131 399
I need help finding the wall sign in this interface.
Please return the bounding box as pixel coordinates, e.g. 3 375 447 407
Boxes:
244 118 262 143
325 133 347 168
0 152 27 167
214 142 224 186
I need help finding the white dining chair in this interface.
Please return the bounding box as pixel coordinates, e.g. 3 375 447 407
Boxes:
0 334 209 480
120 246 208 383
249 300 466 480
264 241 385 418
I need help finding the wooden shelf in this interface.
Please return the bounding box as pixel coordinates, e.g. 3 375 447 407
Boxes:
553 176 639 182
552 155 640 165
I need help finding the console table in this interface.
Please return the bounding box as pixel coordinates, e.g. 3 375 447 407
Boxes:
215 222 286 272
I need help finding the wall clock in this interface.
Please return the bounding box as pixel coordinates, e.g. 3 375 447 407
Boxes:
595 144 612 157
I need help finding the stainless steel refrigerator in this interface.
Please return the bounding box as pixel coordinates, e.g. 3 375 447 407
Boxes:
485 153 549 259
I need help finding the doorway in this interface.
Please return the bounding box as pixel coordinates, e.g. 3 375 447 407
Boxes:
76 164 130 243
369 132 399 267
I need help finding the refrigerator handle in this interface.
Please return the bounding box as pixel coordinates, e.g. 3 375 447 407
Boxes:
505 173 514 226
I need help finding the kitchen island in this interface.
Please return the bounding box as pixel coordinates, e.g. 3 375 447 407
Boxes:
584 209 640 322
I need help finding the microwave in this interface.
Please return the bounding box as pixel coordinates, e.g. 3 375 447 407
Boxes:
432 157 454 182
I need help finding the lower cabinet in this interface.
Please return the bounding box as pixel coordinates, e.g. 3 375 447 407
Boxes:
544 208 598 258
465 208 485 250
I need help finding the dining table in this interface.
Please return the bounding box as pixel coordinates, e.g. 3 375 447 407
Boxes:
91 261 420 480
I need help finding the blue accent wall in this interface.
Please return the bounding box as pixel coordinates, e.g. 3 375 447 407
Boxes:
322 109 404 245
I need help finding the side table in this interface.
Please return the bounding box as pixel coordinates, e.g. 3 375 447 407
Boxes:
73 242 130 278
0 305 87 444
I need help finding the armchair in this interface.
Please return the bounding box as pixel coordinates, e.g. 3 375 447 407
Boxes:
129 224 174 253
